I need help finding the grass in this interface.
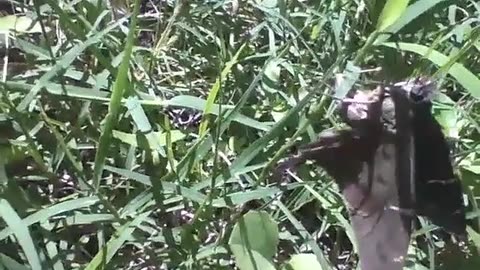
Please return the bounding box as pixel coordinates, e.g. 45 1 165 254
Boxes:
0 0 479 269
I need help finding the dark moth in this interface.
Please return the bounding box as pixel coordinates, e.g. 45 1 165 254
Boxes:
276 78 466 270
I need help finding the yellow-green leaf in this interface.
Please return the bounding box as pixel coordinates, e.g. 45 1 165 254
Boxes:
0 15 44 33
283 254 323 270
376 0 410 31
112 130 186 149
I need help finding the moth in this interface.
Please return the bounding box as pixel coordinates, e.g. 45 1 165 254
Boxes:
276 78 466 270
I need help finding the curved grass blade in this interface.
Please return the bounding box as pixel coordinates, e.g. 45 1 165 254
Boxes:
381 42 480 99
5 82 271 131
0 253 30 270
15 17 128 112
0 197 99 241
375 0 448 44
0 199 42 270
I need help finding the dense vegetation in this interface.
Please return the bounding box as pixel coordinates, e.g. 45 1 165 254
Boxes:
0 0 479 269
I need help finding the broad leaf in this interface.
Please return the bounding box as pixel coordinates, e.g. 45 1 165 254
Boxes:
229 211 279 270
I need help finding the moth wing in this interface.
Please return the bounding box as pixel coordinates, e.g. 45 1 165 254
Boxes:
413 102 466 235
345 141 412 270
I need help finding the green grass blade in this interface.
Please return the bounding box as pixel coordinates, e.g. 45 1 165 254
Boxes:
93 0 141 189
198 43 246 136
125 96 166 157
84 211 151 270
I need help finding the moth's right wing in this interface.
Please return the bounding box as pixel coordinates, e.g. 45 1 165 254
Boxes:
347 139 412 270
303 127 413 270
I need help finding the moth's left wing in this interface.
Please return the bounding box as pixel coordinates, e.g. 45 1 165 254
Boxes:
397 78 467 235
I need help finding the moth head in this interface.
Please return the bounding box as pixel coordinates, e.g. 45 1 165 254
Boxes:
392 76 436 104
